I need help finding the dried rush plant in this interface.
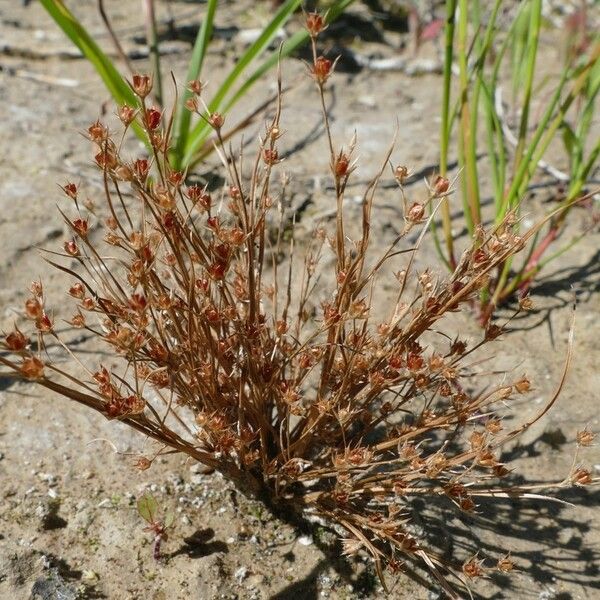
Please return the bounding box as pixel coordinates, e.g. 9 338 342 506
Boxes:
0 16 596 599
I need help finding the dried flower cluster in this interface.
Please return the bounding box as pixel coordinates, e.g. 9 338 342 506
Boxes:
0 13 596 598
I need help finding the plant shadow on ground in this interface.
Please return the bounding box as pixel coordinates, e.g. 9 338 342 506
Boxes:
167 527 229 559
264 475 599 600
498 248 600 338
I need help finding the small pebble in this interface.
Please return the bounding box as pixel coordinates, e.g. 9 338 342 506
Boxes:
298 535 313 546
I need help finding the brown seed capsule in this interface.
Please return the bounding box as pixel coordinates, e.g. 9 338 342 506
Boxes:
95 149 117 170
134 158 150 182
572 467 592 486
209 112 224 129
462 556 484 579
263 148 279 166
519 295 534 310
72 218 89 237
119 105 137 126
434 175 450 195
25 298 43 319
312 56 333 84
576 428 595 447
132 73 152 98
334 152 350 178
5 329 27 351
187 79 203 95
36 313 53 333
145 107 162 130
63 182 78 200
70 312 86 328
88 120 107 142
306 11 326 37
395 165 409 184
514 376 531 394
497 555 515 573
20 356 45 379
407 202 425 223
134 456 152 471
64 239 80 257
68 282 85 299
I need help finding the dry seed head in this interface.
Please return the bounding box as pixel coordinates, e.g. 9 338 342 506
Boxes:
145 107 162 130
497 554 515 573
36 313 53 333
132 73 152 98
209 112 225 130
406 202 425 223
70 312 86 328
134 456 152 471
263 148 279 166
187 79 203 95
462 556 485 579
88 120 107 143
572 467 593 486
519 295 534 311
576 428 595 447
333 152 350 178
514 376 531 394
433 175 450 195
185 97 199 112
394 165 410 184
25 298 43 319
20 356 45 379
62 182 78 200
5 328 27 351
119 105 137 126
305 11 326 37
312 56 333 84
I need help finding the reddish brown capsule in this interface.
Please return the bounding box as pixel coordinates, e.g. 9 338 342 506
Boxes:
25 298 43 319
145 107 162 130
462 556 484 579
95 150 117 170
132 73 152 98
263 148 279 166
434 175 450 195
63 182 78 200
119 105 137 126
134 158 150 182
72 218 89 237
306 12 326 37
36 313 53 333
69 282 85 299
188 79 203 95
312 56 333 84
209 112 224 129
88 120 107 143
407 202 425 223
572 468 592 486
64 239 80 257
334 152 350 177
5 329 27 351
576 428 595 447
20 356 45 379
70 312 86 328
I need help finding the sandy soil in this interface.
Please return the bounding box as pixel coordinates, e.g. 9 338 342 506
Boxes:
0 1 599 599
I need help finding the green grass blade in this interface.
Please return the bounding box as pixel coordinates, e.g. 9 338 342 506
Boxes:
39 0 146 143
182 0 355 166
171 0 218 167
223 0 355 115
182 0 303 164
39 0 138 108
